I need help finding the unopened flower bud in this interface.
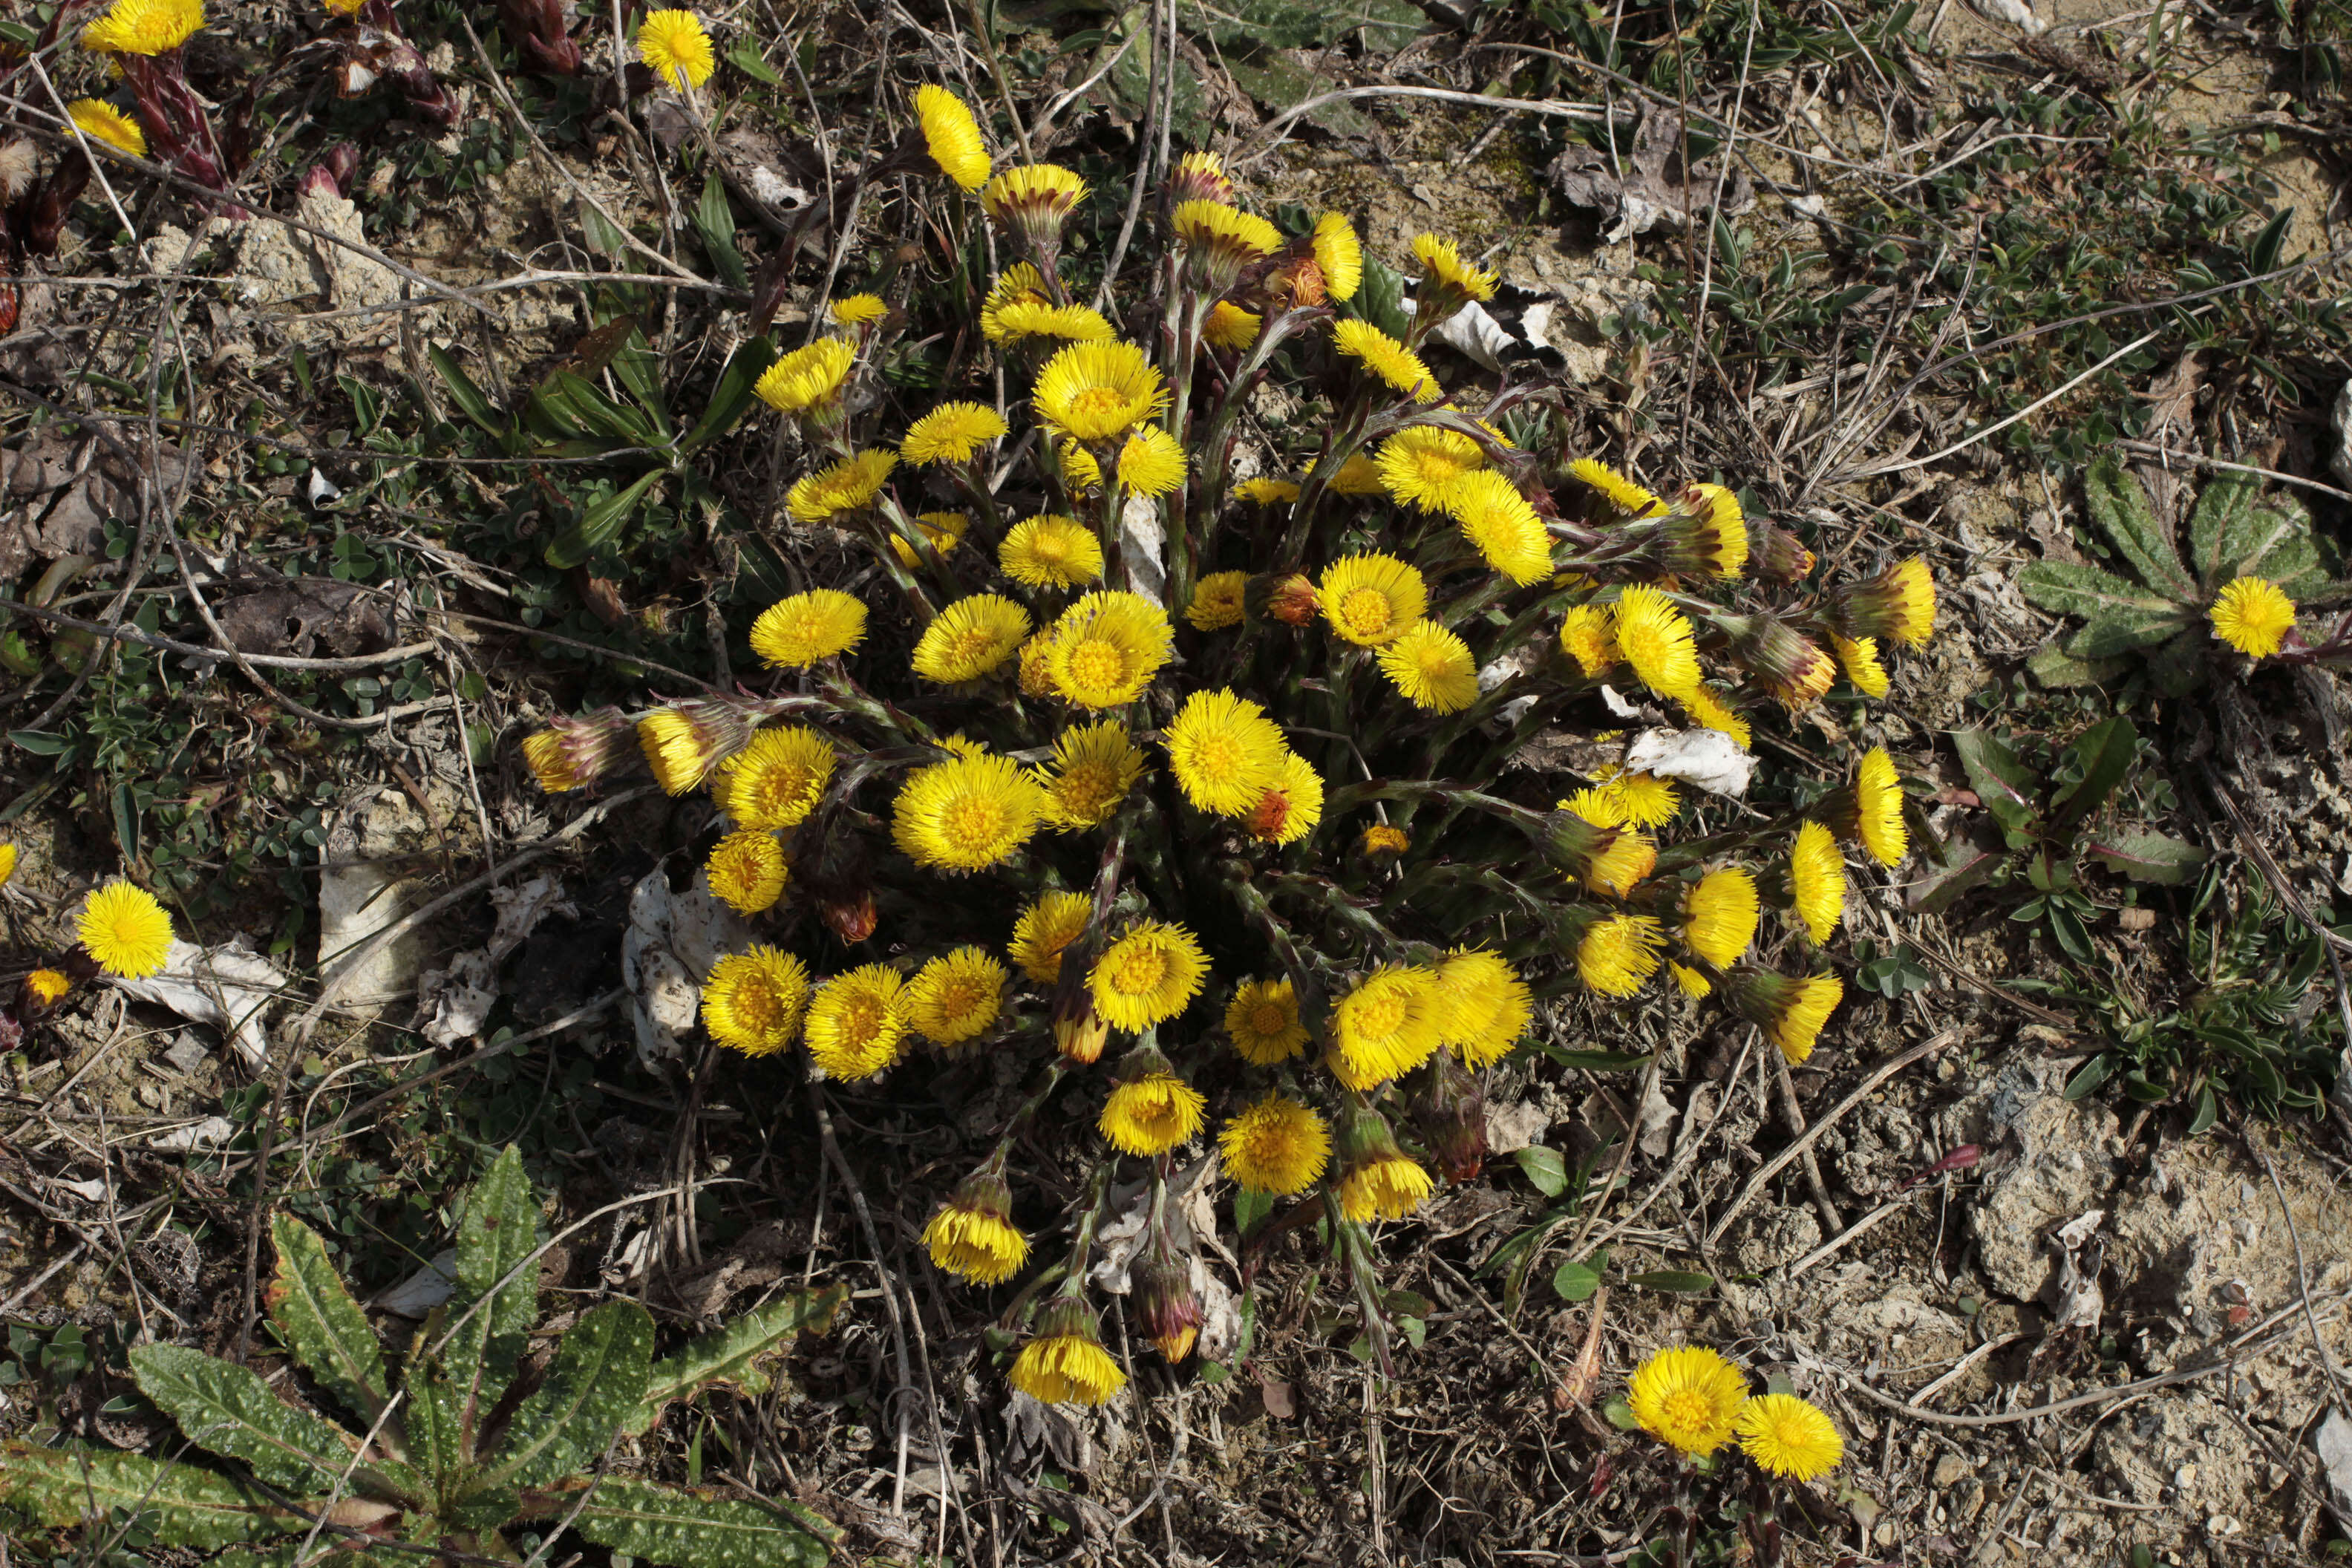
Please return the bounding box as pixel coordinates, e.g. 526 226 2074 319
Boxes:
924 1162 1028 1286
1756 524 1816 583
1332 1102 1434 1224
637 699 756 794
1134 1248 1202 1363
522 706 634 794
1722 615 1836 709
1054 993 1109 1065
16 967 71 1021
1165 150 1234 208
1411 1050 1488 1183
819 891 878 944
1265 573 1319 627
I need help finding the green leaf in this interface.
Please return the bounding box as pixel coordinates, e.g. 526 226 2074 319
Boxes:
532 369 659 446
608 330 674 439
2062 1054 2116 1100
0 1444 306 1549
2061 606 2194 659
2186 1083 2218 1137
1538 1045 1653 1071
486 1301 655 1489
127 1347 373 1496
550 1478 834 1567
2046 715 2137 834
2088 830 2209 885
2249 206 2293 275
1949 729 2040 835
450 1144 540 1428
1352 254 1411 340
1906 837 2001 915
682 336 780 453
398 1353 462 1489
1514 1146 1569 1198
2081 454 2193 598
627 1286 846 1437
427 345 505 437
725 40 780 82
1189 0 1422 50
2015 560 2184 622
2027 644 2129 689
693 173 749 293
264 1216 388 1425
1552 1261 1604 1302
1625 1270 1714 1293
543 467 665 569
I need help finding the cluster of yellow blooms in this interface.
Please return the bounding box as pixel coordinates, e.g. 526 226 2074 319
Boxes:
0 844 178 1028
1626 1345 1844 1483
522 85 1943 1406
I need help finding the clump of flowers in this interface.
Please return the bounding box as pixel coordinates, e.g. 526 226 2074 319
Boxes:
1625 1344 1844 1483
0 869 178 1048
522 92 1938 1400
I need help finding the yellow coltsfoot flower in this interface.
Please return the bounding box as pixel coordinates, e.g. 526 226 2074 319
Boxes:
1568 457 1665 520
1331 320 1440 404
1375 427 1486 512
901 401 1009 466
67 99 146 157
1312 212 1364 301
924 1166 1026 1284
1627 1345 1748 1457
1847 747 1909 868
983 163 1089 238
1100 1066 1208 1155
992 299 1115 343
635 9 714 89
1319 553 1428 647
1431 949 1532 1068
999 515 1104 589
713 726 835 830
1446 470 1554 585
77 881 174 979
1203 301 1262 351
750 588 866 667
1575 915 1665 998
2209 575 2296 659
1613 585 1701 699
1330 964 1444 1088
1339 1153 1434 1223
1224 976 1307 1064
1736 1393 1844 1480
1032 340 1168 443
1163 688 1286 814
892 748 1047 872
1186 571 1247 631
1829 632 1890 698
785 449 895 525
1088 920 1208 1031
755 337 856 416
1788 820 1846 942
1010 890 1092 983
1558 604 1620 678
805 964 911 1079
1220 1094 1330 1195
1117 426 1186 497
701 945 811 1055
1233 477 1301 506
81 0 203 56
1011 1297 1126 1405
1376 620 1480 713
1240 750 1324 846
889 510 969 569
912 594 1031 685
705 829 788 914
908 946 1008 1046
1725 968 1845 1065
915 85 990 190
1682 867 1760 969
1033 721 1146 829
1410 231 1499 313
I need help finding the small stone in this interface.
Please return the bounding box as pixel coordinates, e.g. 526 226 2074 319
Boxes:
2174 1463 2198 1489
163 1033 210 1074
1933 1454 1971 1489
2207 1514 2238 1536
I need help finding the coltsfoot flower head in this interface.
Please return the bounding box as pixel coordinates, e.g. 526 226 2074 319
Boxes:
751 588 867 667
23 970 72 1010
1361 823 1411 856
635 10 713 89
0 842 14 887
785 448 895 524
1100 1062 1208 1154
1186 571 1247 631
713 726 835 830
1330 964 1444 1088
924 1166 1025 1284
805 964 911 1079
1010 889 1091 983
1221 1094 1330 1195
2209 575 2296 659
909 945 1007 1045
755 336 857 416
1172 198 1281 290
82 0 203 55
1331 320 1440 403
522 707 634 794
1163 688 1287 814
1334 1105 1434 1222
1411 231 1499 316
700 945 811 1055
1662 483 1749 578
1116 425 1186 497
1829 632 1889 699
1598 769 1679 828
1267 573 1320 627
1000 514 1105 589
1012 1296 1126 1405
1168 149 1235 206
68 99 146 157
1320 553 1428 647
1613 586 1701 699
1546 803 1655 898
1376 619 1479 713
1682 867 1760 969
1758 523 1817 582
1575 914 1665 997
980 263 1051 342
1323 451 1388 496
1835 556 1936 647
1627 1345 1748 1457
1446 470 1553 585
638 701 750 794
1033 340 1169 443
892 748 1047 872
1234 478 1301 506
1728 614 1836 709
1433 948 1532 1068
1788 821 1846 943
892 509 969 569
983 161 1087 223
915 85 990 189
1089 920 1208 1032
1569 457 1664 520
1376 426 1486 512
1241 750 1324 846
1033 721 1146 829
706 829 788 914
1841 747 1909 868
1725 968 1845 1065
994 300 1116 343
912 594 1031 685
1203 301 1262 351
902 401 1008 465
1682 684 1752 748
829 293 889 327
1313 212 1364 301
1736 1392 1845 1480
1558 604 1620 677
1224 976 1307 1064
78 881 174 979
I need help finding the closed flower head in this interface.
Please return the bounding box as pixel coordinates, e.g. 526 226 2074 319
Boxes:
78 881 174 979
1011 1296 1126 1405
706 829 788 914
1736 1392 1844 1480
1789 821 1846 942
2209 575 2295 659
1377 620 1480 713
915 85 990 190
1598 769 1679 828
1168 149 1235 206
984 163 1088 251
1224 976 1307 1064
1682 867 1760 968
1569 457 1665 520
1613 586 1701 699
993 299 1115 344
1313 212 1364 301
1033 340 1169 443
1100 1067 1208 1154
892 748 1047 872
1221 1094 1330 1195
1000 514 1105 589
1658 483 1749 578
830 293 889 327
68 99 146 157
522 707 634 794
751 588 867 667
1234 477 1301 506
1332 320 1440 403
909 945 1007 1045
1117 426 1186 497
1682 684 1751 748
1829 633 1889 699
1320 554 1428 647
1559 604 1620 677
1033 721 1146 829
912 594 1031 685
1173 198 1281 290
755 337 857 416
891 510 968 569
1848 747 1908 867
1010 889 1091 983
1331 964 1444 1088
1728 614 1836 709
1164 688 1287 814
1411 231 1499 315
1627 1345 1748 1457
701 945 811 1055
924 1166 1025 1284
1089 920 1208 1031
1203 301 1263 351
1726 967 1845 1065
638 702 748 794
1836 556 1936 647
805 964 911 1079
902 402 1008 466
713 726 835 830
1338 1150 1434 1223
636 10 713 89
